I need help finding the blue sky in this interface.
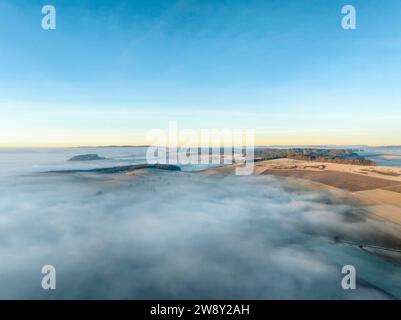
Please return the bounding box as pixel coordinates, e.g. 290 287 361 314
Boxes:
1 0 401 146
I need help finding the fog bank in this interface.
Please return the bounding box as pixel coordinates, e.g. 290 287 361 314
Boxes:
0 165 401 299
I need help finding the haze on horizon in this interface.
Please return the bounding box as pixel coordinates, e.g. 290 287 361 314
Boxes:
1 0 401 147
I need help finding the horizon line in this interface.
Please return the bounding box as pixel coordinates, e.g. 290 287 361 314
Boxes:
1 144 400 149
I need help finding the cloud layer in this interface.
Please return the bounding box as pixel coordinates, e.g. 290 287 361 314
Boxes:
0 168 401 299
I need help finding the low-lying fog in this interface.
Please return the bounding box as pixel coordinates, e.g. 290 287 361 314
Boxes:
0 149 401 299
